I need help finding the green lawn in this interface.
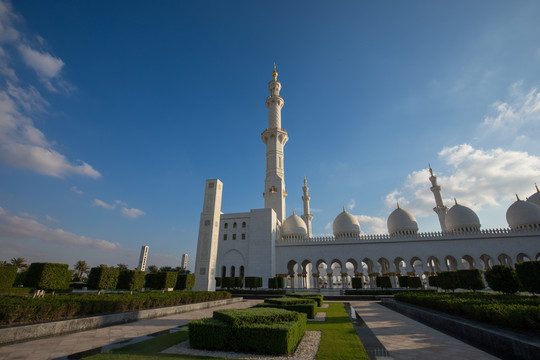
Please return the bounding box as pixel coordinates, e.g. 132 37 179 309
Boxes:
86 302 368 360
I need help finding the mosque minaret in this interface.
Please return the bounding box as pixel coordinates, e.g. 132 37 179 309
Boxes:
301 177 314 237
262 63 288 222
194 65 539 291
429 165 449 232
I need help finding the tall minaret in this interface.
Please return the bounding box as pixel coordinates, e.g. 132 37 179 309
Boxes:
261 63 288 223
429 165 449 232
301 176 314 237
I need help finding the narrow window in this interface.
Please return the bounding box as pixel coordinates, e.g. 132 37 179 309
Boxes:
223 234 227 240
242 222 246 228
224 223 228 229
233 222 237 228
232 234 236 240
241 233 246 240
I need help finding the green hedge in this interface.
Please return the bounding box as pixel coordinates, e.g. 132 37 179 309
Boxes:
398 276 409 288
437 271 460 291
189 307 306 355
234 276 243 288
395 291 540 331
515 261 540 294
87 266 120 291
176 274 195 290
288 293 324 307
0 290 231 325
457 269 484 291
428 275 439 287
376 276 392 288
145 272 177 290
268 277 285 289
226 289 286 295
221 276 235 289
344 289 436 295
0 266 17 291
117 270 145 292
408 277 422 288
24 263 70 291
485 265 519 294
260 297 317 318
256 302 316 319
351 277 363 289
244 276 262 289
215 277 222 287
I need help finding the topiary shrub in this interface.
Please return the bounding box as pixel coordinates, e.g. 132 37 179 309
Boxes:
244 276 262 290
147 271 177 290
351 277 363 289
515 261 540 294
428 275 439 288
117 270 145 293
485 265 519 294
234 276 243 289
408 276 422 288
222 276 235 289
457 269 484 292
24 263 70 294
288 293 323 307
176 274 195 290
437 271 459 292
376 276 392 289
215 277 222 288
87 266 120 294
268 277 285 289
398 276 409 288
0 265 17 291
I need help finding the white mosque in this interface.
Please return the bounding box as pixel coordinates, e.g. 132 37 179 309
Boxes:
193 66 540 291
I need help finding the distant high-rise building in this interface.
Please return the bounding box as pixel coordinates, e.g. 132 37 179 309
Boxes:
181 253 188 269
138 246 149 271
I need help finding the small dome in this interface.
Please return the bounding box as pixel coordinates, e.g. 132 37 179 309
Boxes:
387 206 418 235
506 199 540 230
333 208 361 237
527 185 540 207
282 212 307 238
446 202 481 232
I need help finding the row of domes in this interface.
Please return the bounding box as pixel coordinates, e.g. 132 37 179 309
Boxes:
281 186 540 238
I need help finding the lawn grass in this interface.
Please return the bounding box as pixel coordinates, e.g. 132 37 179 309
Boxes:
86 302 369 360
307 303 369 360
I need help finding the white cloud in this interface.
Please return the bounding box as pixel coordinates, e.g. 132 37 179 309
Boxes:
0 207 120 251
114 199 127 206
93 199 115 210
0 205 6 215
45 215 59 223
0 0 19 43
71 186 83 195
385 144 540 219
121 207 145 219
347 199 356 211
324 222 332 230
19 212 36 219
355 215 387 235
0 86 101 178
17 44 64 78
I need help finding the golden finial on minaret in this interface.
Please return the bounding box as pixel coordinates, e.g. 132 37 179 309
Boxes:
454 198 458 205
292 209 295 215
428 163 433 176
304 176 307 185
516 194 521 201
397 202 400 209
536 183 539 193
343 205 346 212
272 62 278 78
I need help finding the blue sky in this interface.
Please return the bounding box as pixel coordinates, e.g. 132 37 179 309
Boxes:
1 1 540 271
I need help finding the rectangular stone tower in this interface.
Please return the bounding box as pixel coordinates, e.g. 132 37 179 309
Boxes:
193 179 223 291
137 245 149 271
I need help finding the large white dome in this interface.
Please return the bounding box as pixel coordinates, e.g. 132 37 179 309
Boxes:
506 199 540 230
333 208 361 237
282 212 307 238
387 206 418 235
527 186 540 207
446 202 481 232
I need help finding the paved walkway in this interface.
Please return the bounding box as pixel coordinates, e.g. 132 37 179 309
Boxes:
0 299 261 360
350 301 499 360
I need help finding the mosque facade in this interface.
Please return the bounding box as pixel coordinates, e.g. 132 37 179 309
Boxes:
193 67 540 291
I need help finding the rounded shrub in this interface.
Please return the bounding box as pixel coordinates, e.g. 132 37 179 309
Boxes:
485 265 519 294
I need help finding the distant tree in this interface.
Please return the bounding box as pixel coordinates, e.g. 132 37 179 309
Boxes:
0 260 8 266
159 266 173 272
74 260 89 280
148 265 158 274
117 264 128 271
10 257 28 271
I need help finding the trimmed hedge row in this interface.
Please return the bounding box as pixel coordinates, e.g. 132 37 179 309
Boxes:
226 289 287 295
268 277 285 289
117 270 145 292
351 277 363 289
395 291 540 331
398 276 422 289
24 263 71 292
516 261 540 294
189 307 306 355
0 290 231 325
288 293 324 307
244 277 262 289
376 276 392 288
0 265 17 290
259 297 317 318
344 289 436 295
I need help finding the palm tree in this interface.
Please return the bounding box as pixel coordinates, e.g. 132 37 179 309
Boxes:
0 260 8 266
74 260 89 280
10 257 28 271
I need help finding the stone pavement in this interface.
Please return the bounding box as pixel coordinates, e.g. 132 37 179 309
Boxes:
0 299 261 360
349 301 499 360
